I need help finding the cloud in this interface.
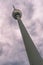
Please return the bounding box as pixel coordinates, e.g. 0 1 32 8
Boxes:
0 0 29 65
3 61 25 65
0 0 43 65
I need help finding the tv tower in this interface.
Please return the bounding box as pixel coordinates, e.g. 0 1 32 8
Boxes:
12 6 43 65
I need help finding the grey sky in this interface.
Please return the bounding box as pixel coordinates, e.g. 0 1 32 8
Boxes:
0 0 43 65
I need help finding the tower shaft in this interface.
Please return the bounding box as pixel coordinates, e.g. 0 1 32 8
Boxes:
17 18 43 65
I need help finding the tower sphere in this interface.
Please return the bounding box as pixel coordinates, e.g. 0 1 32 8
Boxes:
12 8 22 19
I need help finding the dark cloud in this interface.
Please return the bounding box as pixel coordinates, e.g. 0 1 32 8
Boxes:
3 61 24 65
24 2 34 20
28 22 38 36
0 48 3 56
27 2 34 19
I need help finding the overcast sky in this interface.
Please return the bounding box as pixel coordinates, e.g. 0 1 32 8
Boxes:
0 0 43 65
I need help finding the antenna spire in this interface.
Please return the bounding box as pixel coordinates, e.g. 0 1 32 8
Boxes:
13 5 15 10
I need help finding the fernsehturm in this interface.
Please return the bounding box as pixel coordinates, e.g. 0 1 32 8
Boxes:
12 6 43 65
